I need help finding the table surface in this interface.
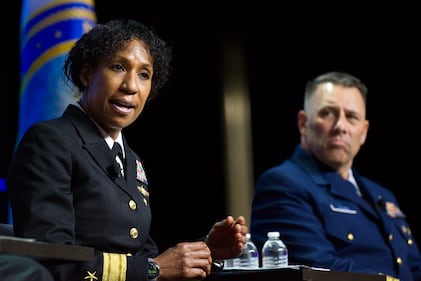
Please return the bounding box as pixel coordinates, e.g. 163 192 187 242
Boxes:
0 236 95 262
206 266 386 281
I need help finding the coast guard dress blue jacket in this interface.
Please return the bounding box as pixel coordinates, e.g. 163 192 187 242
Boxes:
251 145 421 281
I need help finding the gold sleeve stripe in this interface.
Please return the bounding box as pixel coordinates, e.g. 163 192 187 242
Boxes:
103 252 127 281
386 276 400 281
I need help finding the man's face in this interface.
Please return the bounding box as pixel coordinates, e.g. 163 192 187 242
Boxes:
298 82 369 171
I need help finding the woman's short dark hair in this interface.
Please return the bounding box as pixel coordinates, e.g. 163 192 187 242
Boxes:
63 19 173 100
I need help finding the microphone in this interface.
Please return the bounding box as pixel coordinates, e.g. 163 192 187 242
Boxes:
107 163 122 179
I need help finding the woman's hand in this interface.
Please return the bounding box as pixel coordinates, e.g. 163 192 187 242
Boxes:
205 215 248 260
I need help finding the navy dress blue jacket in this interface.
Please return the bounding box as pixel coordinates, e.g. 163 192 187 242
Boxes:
8 104 157 281
251 145 421 281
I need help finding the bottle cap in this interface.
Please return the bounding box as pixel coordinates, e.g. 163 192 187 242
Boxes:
267 231 280 238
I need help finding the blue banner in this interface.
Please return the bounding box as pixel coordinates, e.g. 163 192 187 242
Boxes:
0 179 5 192
18 0 96 143
9 0 97 223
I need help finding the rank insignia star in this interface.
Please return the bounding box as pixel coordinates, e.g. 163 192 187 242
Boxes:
84 271 98 280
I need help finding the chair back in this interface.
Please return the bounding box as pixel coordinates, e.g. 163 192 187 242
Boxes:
0 223 14 236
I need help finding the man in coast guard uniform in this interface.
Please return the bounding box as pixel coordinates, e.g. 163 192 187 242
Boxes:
251 72 421 281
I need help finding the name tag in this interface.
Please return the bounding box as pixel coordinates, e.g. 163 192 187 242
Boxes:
330 204 357 214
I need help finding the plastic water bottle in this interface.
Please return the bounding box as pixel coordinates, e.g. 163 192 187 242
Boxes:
261 231 288 268
232 233 259 268
224 258 234 269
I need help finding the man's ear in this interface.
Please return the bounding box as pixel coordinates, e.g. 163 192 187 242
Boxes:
297 110 307 135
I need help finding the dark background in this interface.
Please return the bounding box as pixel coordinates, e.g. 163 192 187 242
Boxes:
1 1 420 253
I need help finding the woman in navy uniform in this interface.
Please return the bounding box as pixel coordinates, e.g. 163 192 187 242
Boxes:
8 19 247 281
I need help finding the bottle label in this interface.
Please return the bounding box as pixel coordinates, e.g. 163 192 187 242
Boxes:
262 255 288 268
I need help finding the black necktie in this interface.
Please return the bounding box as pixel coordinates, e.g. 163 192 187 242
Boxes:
111 142 124 173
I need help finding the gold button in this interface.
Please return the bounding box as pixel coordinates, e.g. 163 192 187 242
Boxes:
347 233 354 240
396 257 402 265
388 234 393 241
129 200 137 210
408 239 413 245
130 228 138 239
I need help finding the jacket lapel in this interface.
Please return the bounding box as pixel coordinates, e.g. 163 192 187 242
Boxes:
325 171 378 219
63 104 129 192
292 146 379 219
